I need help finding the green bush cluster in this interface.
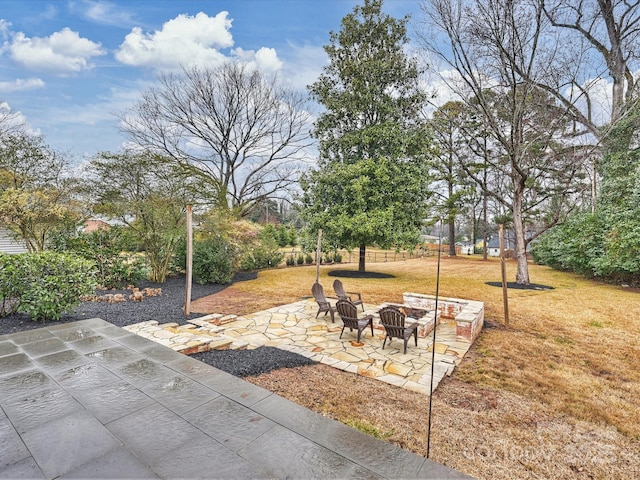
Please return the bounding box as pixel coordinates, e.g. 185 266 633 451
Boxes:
192 237 235 285
50 226 146 288
531 209 640 284
239 240 284 271
533 130 640 285
261 223 297 247
0 251 97 321
238 225 285 271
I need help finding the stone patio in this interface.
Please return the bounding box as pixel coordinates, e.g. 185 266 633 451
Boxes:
124 298 477 395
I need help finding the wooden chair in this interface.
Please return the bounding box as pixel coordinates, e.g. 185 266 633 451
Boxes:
336 299 374 343
311 282 336 322
378 305 419 354
332 279 364 311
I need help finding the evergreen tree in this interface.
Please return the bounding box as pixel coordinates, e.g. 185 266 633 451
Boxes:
301 0 432 272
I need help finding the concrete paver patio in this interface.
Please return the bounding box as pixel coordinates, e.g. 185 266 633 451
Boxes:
0 318 473 479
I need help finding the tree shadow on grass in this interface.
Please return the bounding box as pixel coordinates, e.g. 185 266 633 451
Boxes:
328 269 395 279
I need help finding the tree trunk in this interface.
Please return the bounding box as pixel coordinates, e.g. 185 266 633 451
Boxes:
482 188 488 260
448 220 456 256
358 243 366 272
512 192 530 285
481 151 488 260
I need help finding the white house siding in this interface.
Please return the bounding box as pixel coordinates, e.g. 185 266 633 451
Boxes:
0 228 28 254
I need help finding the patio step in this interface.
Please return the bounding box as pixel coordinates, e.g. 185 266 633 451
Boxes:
124 319 237 354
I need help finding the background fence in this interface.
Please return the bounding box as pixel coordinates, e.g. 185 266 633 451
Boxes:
282 243 457 265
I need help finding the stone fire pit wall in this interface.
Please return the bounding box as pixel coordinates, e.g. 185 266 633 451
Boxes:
402 292 484 343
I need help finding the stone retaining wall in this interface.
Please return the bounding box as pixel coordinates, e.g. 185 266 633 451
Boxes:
402 292 484 343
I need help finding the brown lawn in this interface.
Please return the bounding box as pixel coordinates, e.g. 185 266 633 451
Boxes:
191 256 640 480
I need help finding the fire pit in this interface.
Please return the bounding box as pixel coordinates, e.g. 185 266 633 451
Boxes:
396 306 429 319
373 303 440 338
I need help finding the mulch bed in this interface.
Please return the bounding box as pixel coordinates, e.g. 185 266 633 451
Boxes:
328 269 395 279
485 281 554 290
0 272 315 376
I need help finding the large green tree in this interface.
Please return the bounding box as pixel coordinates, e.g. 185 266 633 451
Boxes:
301 0 432 272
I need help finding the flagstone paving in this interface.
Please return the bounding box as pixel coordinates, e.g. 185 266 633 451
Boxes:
124 299 474 395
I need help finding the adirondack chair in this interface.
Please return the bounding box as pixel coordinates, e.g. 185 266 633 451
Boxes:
378 305 419 354
332 279 364 311
311 282 336 322
335 299 374 343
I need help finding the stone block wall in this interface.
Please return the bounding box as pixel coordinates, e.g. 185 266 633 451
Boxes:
402 292 484 343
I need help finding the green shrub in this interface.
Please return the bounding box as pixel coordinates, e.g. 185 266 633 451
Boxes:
0 251 97 321
305 253 314 264
286 255 295 266
276 224 290 247
334 252 342 263
50 226 146 288
0 253 18 316
296 253 305 265
172 235 235 284
192 237 235 284
239 236 284 271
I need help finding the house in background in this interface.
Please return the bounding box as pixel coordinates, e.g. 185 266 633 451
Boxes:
459 242 475 255
0 227 28 254
83 219 111 233
486 234 517 257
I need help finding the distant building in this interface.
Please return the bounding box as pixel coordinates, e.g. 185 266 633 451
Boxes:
486 233 518 257
459 242 475 255
0 227 28 254
83 219 111 233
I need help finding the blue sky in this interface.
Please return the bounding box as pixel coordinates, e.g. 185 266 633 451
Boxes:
0 0 423 161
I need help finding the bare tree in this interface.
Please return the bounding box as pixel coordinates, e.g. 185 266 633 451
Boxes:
429 101 478 255
0 102 27 137
540 0 640 134
419 0 590 284
120 62 313 218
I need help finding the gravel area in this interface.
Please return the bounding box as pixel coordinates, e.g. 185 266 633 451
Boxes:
192 347 315 377
0 275 228 335
0 273 315 376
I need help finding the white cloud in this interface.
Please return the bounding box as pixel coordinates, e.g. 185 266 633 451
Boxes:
233 47 283 75
0 101 39 136
280 43 327 91
7 27 105 74
115 12 234 70
0 78 45 93
70 0 135 27
0 19 11 41
115 11 285 75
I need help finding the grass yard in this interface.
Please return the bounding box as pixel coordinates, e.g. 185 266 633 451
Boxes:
191 256 640 479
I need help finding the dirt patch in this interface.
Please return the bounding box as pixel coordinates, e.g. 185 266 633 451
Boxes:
189 286 272 316
246 366 640 480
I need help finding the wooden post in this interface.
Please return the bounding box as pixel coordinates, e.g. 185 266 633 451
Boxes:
499 223 509 325
315 229 322 283
184 205 193 316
